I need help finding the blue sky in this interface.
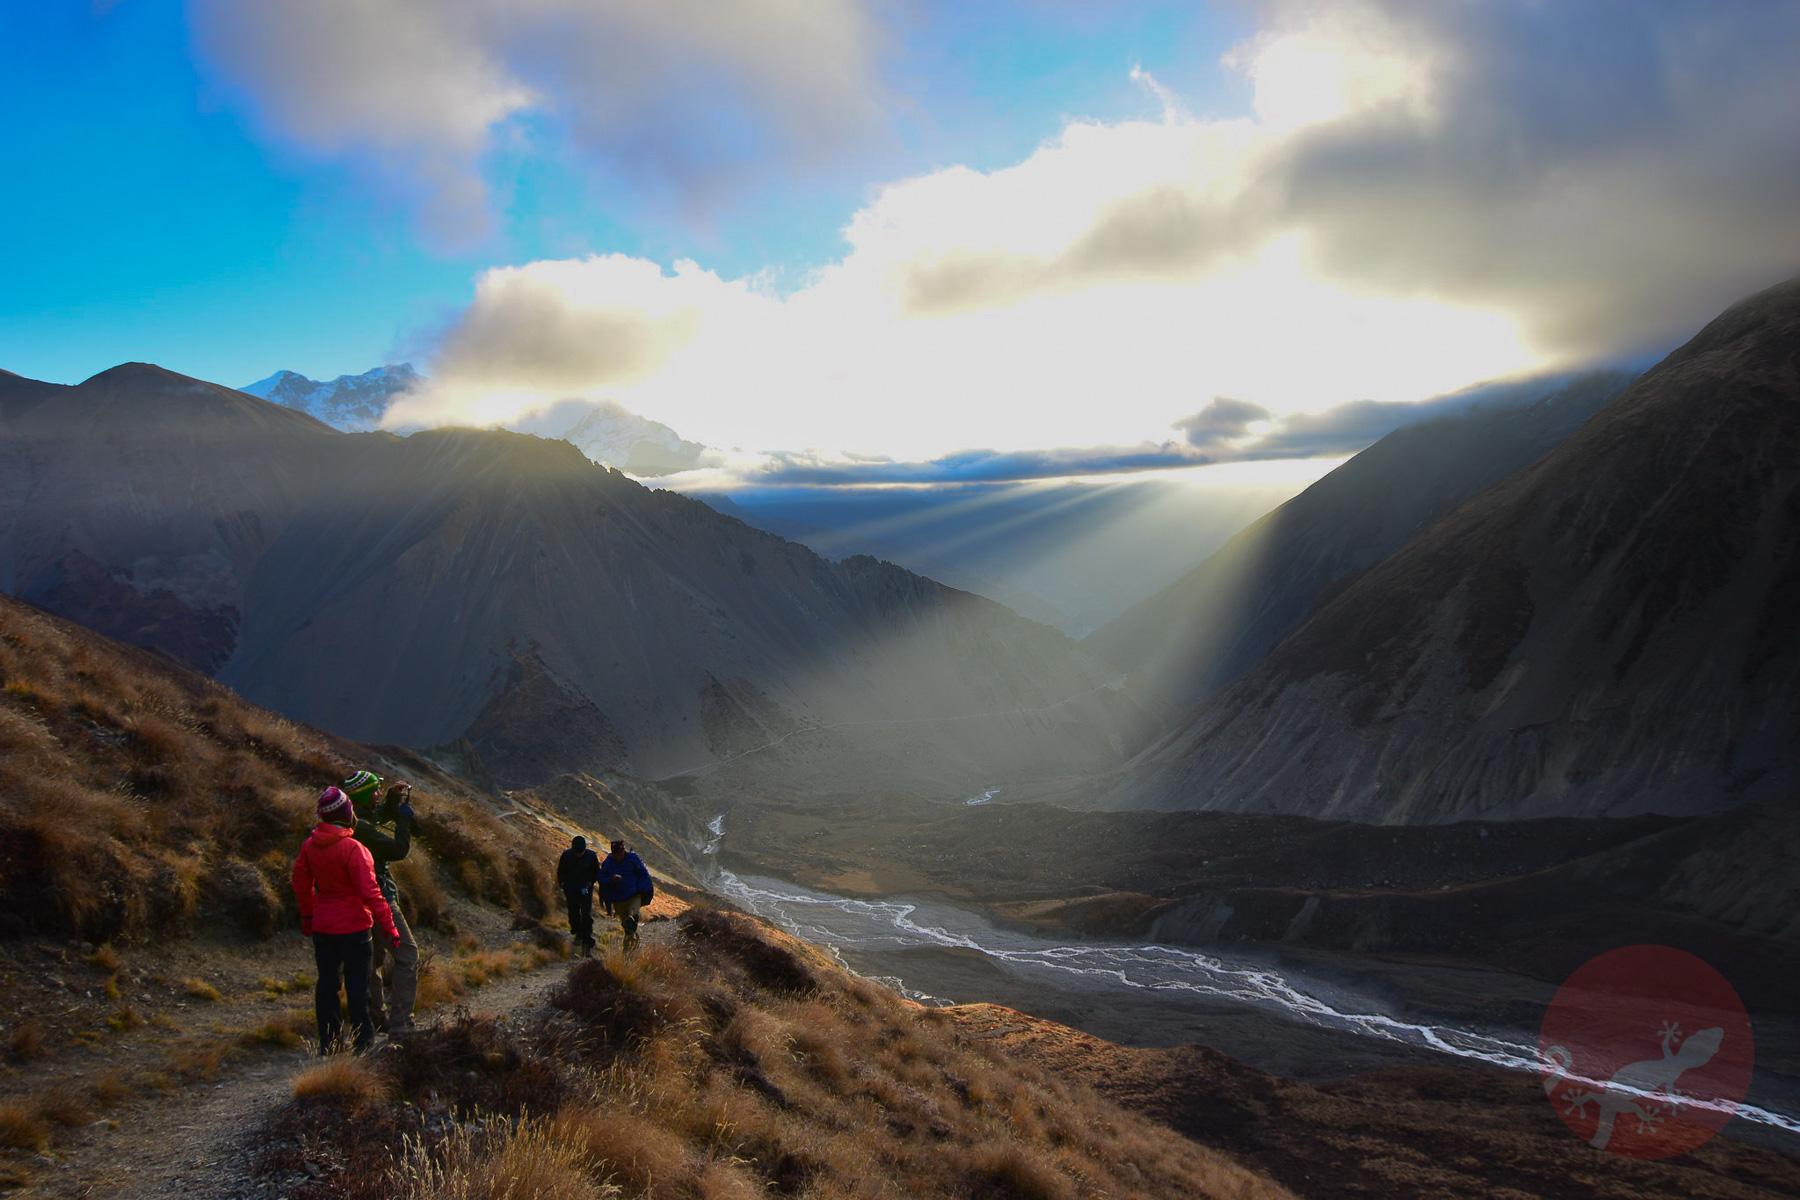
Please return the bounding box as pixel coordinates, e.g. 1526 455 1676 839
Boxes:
0 1 1250 388
4 1 1796 485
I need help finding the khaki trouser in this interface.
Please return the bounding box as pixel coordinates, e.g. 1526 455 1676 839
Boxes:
370 889 418 1033
612 893 644 947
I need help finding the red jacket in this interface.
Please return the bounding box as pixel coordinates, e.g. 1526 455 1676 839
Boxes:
291 822 400 942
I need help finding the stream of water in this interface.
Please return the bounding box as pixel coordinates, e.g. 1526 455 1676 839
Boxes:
705 815 1800 1140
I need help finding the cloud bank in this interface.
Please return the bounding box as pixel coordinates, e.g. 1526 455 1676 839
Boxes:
368 0 1800 467
188 0 881 242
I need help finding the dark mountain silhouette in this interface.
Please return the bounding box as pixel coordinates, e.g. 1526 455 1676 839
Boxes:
1086 371 1634 706
1110 280 1800 821
0 364 1134 789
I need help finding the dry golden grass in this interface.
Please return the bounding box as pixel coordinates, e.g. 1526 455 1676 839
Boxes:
277 907 1291 1200
30 1087 92 1130
966 1143 1078 1200
292 1057 390 1108
243 1009 314 1050
180 977 223 1002
397 1121 610 1200
392 856 451 930
553 1107 694 1198
0 1104 48 1153
7 1020 47 1063
0 594 563 947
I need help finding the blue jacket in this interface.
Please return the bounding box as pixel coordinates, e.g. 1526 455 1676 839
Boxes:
598 851 653 903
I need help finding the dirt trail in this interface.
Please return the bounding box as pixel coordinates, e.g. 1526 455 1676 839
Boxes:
24 923 673 1200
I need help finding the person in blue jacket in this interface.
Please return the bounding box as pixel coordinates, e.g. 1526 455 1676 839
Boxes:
598 838 654 950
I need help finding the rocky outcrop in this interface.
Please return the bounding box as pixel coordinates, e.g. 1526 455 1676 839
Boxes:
1113 281 1800 822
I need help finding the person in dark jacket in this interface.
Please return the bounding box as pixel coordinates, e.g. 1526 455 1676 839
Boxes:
557 835 601 954
344 769 418 1036
292 786 400 1055
598 839 654 950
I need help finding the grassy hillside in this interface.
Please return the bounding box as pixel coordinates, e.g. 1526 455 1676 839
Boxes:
0 592 560 945
263 907 1289 1200
0 594 686 1190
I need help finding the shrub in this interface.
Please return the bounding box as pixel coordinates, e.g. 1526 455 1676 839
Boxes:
679 907 815 994
203 858 284 938
392 857 450 931
0 1104 48 1153
32 1087 91 1129
7 1020 47 1063
549 950 697 1057
388 1016 565 1118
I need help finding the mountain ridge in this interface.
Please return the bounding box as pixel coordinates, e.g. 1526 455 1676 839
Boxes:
1086 370 1636 706
1108 279 1800 822
1 363 1134 790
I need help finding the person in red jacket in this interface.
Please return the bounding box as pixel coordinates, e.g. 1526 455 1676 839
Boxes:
291 785 400 1055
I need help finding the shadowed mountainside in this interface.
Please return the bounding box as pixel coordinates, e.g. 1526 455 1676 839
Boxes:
1108 281 1800 822
1086 370 1634 707
0 364 1138 790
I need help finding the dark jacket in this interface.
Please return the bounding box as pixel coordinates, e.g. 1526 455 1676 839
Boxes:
354 803 413 901
598 851 653 904
558 846 600 891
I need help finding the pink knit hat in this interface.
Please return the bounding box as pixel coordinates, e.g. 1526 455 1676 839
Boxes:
316 785 353 824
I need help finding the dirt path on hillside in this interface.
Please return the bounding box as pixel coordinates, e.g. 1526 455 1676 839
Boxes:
22 922 674 1200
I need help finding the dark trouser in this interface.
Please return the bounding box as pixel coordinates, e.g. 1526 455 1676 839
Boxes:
563 886 595 948
313 929 374 1055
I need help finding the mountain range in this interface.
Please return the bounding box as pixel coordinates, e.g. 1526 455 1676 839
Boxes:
1105 279 1800 822
240 363 420 432
241 364 714 479
0 364 1134 790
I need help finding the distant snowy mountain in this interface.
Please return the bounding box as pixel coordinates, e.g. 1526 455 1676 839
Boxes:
240 364 420 431
558 399 711 476
240 364 709 477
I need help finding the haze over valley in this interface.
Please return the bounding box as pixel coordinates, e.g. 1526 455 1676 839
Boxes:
5 2 1800 1197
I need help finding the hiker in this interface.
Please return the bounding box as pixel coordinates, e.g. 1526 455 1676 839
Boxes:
557 835 601 954
598 838 654 950
292 786 399 1055
344 769 419 1036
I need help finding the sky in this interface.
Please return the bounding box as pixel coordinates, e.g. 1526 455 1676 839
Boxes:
4 1 1799 488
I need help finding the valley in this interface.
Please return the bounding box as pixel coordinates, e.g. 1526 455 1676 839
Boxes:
3 280 1798 1195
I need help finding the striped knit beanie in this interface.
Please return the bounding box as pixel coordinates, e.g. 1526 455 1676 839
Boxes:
342 769 383 808
316 786 354 825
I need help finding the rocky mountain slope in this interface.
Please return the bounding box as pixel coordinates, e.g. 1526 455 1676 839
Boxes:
1086 370 1633 706
0 364 1133 789
241 363 421 432
1111 280 1800 822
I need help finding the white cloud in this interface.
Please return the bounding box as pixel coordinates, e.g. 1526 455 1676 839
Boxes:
188 0 881 242
387 0 1800 464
